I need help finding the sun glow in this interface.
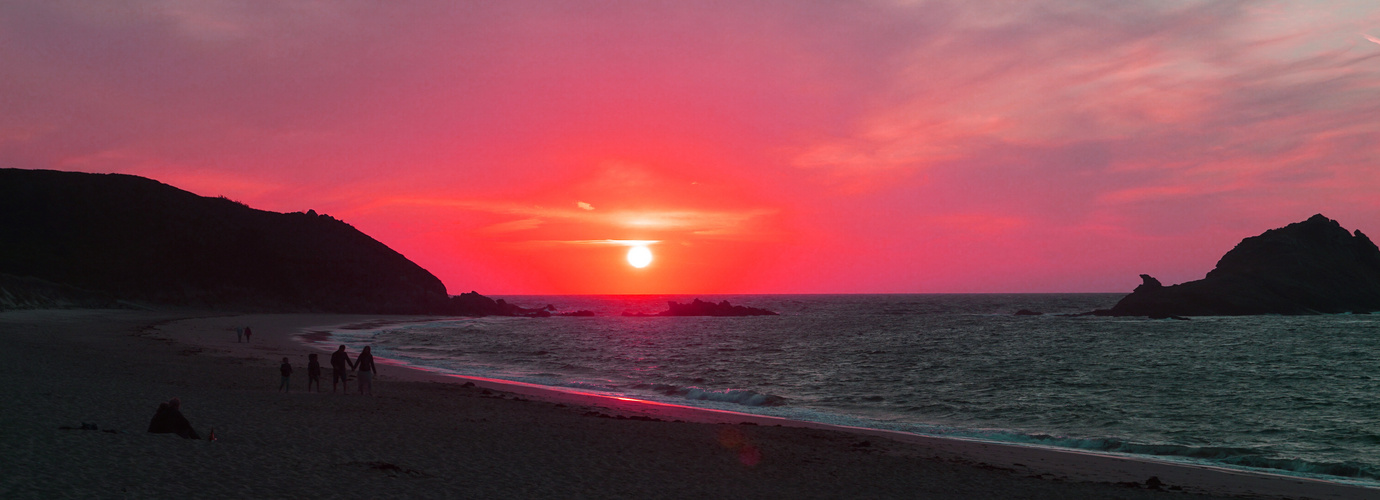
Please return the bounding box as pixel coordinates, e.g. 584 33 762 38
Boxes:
627 246 653 268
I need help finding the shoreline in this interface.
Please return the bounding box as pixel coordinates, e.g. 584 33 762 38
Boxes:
2 308 1372 499
301 315 1380 493
283 314 1374 498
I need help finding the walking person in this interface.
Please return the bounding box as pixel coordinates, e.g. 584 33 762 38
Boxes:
356 346 377 396
279 357 292 392
236 326 244 343
244 326 252 343
307 353 322 393
330 345 354 393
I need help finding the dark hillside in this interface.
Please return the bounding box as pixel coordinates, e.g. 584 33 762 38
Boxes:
0 168 450 313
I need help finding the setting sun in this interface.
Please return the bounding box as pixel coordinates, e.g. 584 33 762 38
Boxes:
627 246 653 268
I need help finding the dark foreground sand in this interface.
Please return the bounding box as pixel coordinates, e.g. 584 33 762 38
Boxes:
0 310 1372 499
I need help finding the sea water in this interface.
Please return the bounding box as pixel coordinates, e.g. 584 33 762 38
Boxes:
318 294 1380 486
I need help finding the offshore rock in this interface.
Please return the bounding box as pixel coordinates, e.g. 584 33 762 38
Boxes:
1100 214 1380 316
445 291 552 317
624 298 778 317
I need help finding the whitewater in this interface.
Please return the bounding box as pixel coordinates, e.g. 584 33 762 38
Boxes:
315 294 1380 487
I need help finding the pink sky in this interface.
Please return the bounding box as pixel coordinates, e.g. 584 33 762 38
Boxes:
3 1 1379 294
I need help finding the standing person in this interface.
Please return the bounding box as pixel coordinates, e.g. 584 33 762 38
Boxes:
306 353 322 393
279 357 292 392
330 345 354 393
236 326 244 343
356 346 377 396
244 326 252 343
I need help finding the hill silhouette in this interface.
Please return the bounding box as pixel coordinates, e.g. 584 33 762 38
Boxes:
0 168 517 314
1103 214 1380 316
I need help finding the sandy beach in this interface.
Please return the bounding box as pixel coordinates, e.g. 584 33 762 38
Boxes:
1 309 1373 499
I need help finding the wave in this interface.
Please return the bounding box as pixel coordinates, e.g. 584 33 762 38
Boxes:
975 432 1380 481
632 383 787 407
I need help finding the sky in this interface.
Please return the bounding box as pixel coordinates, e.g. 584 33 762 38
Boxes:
3 1 1379 295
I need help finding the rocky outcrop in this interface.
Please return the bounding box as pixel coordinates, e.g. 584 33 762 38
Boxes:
1101 214 1380 316
445 291 555 317
0 168 527 315
624 298 778 317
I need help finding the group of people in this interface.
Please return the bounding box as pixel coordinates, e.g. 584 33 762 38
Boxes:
235 326 253 343
147 397 201 439
279 345 377 395
151 345 380 441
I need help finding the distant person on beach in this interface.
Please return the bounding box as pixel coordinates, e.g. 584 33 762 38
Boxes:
279 357 292 392
236 326 244 343
307 353 321 392
147 397 201 439
331 345 355 393
356 346 377 396
244 326 252 343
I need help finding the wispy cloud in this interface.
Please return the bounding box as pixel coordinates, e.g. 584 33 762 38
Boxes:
557 239 660 246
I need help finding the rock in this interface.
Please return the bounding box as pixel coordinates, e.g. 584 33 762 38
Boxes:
623 298 778 317
445 292 550 317
1097 215 1380 316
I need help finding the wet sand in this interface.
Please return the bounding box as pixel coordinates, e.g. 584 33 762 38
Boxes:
0 309 1372 499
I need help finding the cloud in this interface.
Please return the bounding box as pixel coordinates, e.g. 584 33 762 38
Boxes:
477 218 543 234
1365 33 1380 45
577 201 594 210
558 239 659 247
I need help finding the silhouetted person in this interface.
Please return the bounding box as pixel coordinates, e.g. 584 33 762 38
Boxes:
307 353 321 392
331 345 355 393
147 397 200 439
356 346 377 396
279 357 292 392
244 326 252 343
236 326 244 343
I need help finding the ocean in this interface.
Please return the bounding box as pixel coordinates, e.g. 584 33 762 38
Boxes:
314 294 1380 486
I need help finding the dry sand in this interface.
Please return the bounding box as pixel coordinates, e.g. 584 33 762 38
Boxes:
1 309 1374 499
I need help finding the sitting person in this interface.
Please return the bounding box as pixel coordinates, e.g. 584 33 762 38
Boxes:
147 397 201 439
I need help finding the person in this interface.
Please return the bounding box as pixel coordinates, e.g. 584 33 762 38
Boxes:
147 397 201 439
236 326 244 343
306 353 321 393
356 346 377 396
330 345 354 393
279 357 292 392
244 326 252 343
